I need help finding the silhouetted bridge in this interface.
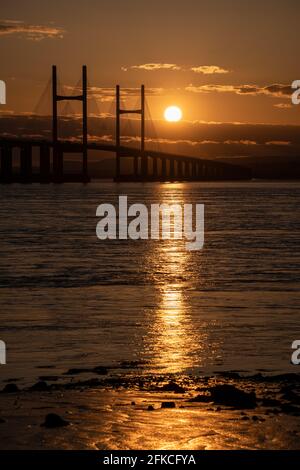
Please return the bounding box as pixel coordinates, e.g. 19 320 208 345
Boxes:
0 66 252 183
0 138 251 183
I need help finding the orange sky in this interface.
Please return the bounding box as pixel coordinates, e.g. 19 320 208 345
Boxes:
0 0 299 124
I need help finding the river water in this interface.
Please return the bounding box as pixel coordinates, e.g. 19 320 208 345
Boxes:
0 181 299 386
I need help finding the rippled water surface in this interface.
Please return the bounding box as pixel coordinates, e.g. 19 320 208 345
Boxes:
0 181 300 385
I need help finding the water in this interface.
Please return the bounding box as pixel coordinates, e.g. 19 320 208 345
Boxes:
0 181 300 386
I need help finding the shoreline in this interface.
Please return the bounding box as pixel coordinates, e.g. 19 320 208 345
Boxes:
1 371 300 450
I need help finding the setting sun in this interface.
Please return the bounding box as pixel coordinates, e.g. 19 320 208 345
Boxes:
164 106 182 122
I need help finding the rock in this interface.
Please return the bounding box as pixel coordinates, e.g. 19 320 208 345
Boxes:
30 381 49 391
161 381 185 393
241 416 250 421
280 386 299 402
64 368 90 375
161 401 176 409
261 398 281 407
147 405 155 411
269 408 280 415
218 372 241 380
2 383 19 393
131 401 136 406
280 403 300 414
119 361 143 369
41 413 70 428
188 394 211 403
252 415 265 422
39 376 59 382
92 366 108 375
209 384 257 409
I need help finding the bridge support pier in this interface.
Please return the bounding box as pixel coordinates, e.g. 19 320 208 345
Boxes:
1 145 13 183
184 161 190 179
170 158 175 180
161 158 167 180
152 156 158 179
20 144 32 183
177 160 183 179
141 154 148 180
134 156 139 179
40 144 51 183
192 161 197 180
53 146 63 183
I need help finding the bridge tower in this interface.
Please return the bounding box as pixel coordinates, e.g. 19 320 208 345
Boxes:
115 85 145 180
52 65 89 182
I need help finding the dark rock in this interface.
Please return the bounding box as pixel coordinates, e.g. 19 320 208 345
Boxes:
2 383 19 393
161 401 176 409
241 416 250 421
218 372 241 380
41 413 70 428
131 401 136 406
39 376 59 382
64 368 90 375
92 366 108 375
30 381 49 391
161 381 185 393
269 408 280 415
147 405 155 411
280 387 299 402
252 415 265 422
67 378 100 388
280 404 300 414
261 398 281 407
119 361 145 369
0 418 6 423
188 394 211 403
209 384 256 409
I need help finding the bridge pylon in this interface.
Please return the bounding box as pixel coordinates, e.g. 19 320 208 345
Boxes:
115 84 145 181
52 65 89 182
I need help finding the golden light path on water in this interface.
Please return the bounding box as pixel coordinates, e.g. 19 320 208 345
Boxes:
142 183 213 374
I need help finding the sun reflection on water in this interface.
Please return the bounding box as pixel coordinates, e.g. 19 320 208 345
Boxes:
143 184 205 374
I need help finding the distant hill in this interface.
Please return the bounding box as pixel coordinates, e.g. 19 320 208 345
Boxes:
216 155 300 179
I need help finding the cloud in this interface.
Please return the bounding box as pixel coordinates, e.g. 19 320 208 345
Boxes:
274 103 293 109
224 139 257 146
0 20 65 40
190 65 230 74
266 140 291 146
123 63 230 75
126 63 181 71
185 83 292 98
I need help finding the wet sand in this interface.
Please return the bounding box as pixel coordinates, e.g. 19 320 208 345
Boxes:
1 373 300 450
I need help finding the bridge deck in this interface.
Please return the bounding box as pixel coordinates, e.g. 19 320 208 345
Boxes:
0 138 252 183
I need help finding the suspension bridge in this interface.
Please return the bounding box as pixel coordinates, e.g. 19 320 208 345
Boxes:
0 66 252 183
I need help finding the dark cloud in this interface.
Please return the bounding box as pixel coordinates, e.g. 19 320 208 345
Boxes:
186 83 293 98
0 20 65 40
1 114 300 159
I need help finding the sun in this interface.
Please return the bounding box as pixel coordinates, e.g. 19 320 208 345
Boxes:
164 105 182 122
